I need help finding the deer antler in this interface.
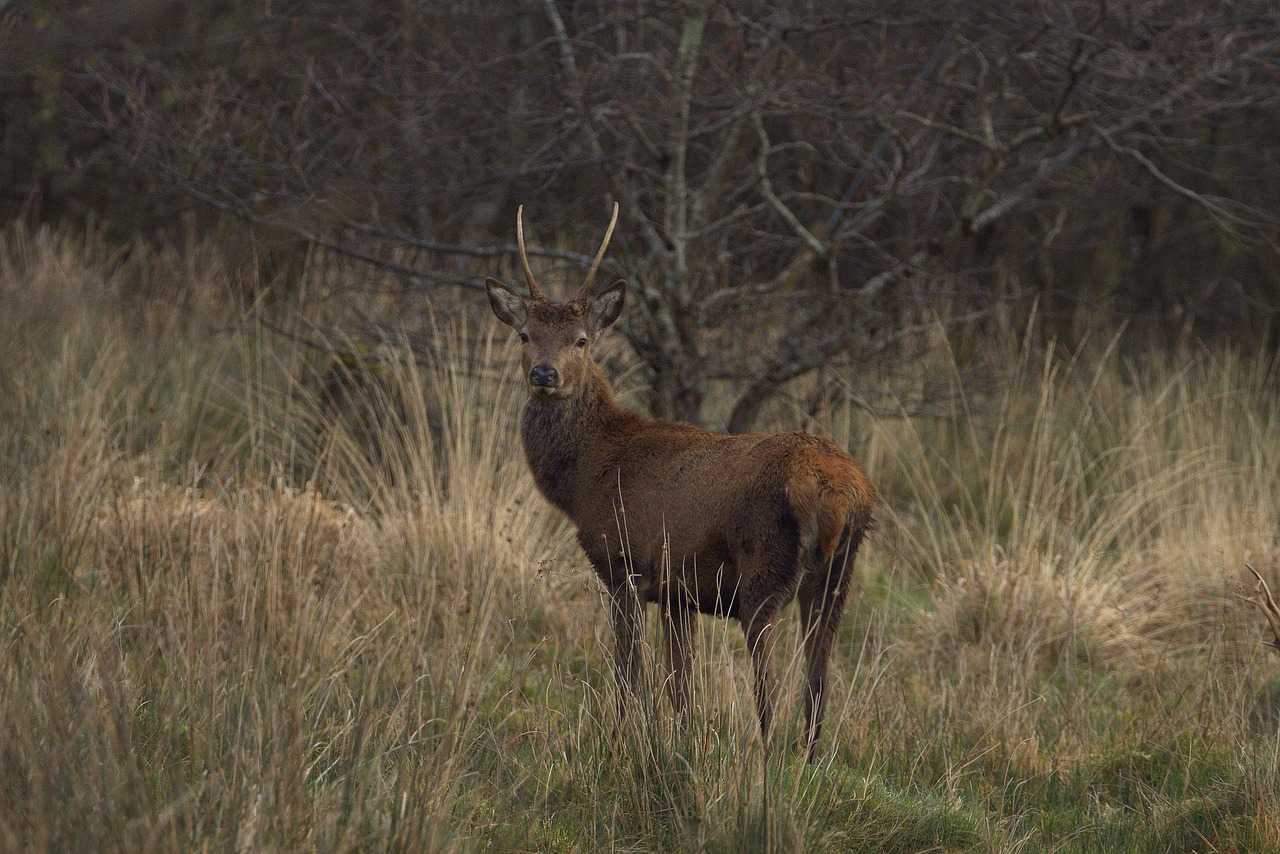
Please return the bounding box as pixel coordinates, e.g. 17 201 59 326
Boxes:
516 205 546 301
577 202 619 300
1238 563 1280 655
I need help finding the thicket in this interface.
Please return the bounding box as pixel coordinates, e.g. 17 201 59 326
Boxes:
3 1 1278 427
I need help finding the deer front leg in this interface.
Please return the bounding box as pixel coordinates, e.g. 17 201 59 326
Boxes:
661 602 695 721
607 584 646 716
581 531 649 718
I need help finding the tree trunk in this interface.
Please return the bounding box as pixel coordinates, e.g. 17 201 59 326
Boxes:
725 382 775 435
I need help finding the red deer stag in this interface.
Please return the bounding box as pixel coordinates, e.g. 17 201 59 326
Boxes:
485 204 875 758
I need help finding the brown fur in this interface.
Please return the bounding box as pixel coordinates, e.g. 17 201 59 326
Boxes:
486 214 875 759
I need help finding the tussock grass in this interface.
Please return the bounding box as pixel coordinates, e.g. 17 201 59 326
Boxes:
1 223 1278 851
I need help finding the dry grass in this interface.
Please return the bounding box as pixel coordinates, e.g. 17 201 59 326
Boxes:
1 222 1278 852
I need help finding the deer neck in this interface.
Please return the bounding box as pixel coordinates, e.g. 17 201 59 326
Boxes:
520 363 617 516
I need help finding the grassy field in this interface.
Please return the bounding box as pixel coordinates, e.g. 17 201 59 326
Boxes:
1 223 1278 852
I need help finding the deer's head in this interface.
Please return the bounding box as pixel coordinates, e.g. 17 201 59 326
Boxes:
486 204 626 401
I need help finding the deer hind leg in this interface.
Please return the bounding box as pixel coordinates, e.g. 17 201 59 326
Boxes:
742 597 782 749
738 541 804 751
661 601 695 721
796 526 863 761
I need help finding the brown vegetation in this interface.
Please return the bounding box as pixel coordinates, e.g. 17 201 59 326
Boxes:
1 222 1278 849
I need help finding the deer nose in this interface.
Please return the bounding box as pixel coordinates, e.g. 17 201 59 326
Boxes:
529 364 560 388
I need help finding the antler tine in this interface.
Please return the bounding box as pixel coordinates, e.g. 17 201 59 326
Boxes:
1240 563 1280 654
577 201 619 300
516 205 546 301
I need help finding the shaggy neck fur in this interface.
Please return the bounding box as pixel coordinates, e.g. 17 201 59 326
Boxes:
519 363 620 515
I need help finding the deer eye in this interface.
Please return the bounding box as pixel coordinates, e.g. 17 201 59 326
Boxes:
575 336 588 348
518 332 529 343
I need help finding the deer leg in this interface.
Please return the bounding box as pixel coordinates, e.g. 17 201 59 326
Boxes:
796 592 838 760
741 597 783 750
608 585 646 716
661 602 695 721
796 529 861 761
734 518 805 752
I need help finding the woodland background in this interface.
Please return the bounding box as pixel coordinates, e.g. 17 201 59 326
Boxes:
5 0 1279 426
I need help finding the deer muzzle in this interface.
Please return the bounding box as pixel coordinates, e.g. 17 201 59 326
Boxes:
529 364 560 389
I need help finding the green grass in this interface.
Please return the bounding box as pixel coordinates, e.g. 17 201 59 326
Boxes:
1 223 1278 851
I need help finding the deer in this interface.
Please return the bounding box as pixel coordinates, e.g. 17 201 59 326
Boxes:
484 203 875 759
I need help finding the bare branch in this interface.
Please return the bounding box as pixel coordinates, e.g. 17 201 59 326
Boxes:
723 309 990 433
897 110 993 150
542 0 668 260
180 186 487 293
968 38 1276 234
1096 128 1269 232
854 251 928 301
752 110 826 258
342 222 605 269
1238 564 1280 655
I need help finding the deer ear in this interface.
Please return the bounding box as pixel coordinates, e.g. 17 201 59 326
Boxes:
589 279 626 331
485 277 525 328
